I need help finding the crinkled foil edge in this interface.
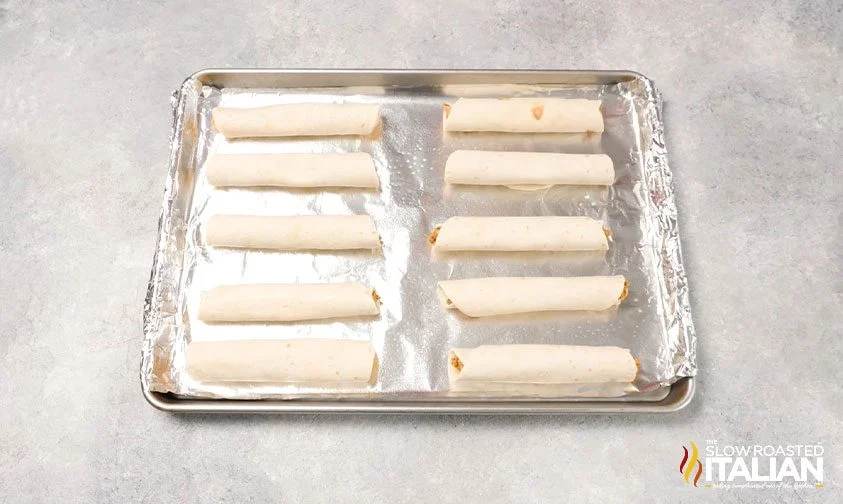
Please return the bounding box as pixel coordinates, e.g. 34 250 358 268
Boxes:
141 78 199 395
632 76 697 383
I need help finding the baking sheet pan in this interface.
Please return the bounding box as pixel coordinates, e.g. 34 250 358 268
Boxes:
141 69 697 414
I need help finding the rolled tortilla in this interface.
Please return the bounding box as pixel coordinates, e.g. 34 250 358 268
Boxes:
430 216 609 252
199 283 380 322
444 150 614 188
205 152 379 189
443 98 603 133
186 339 378 386
438 276 627 317
212 103 380 138
448 345 637 395
206 215 380 251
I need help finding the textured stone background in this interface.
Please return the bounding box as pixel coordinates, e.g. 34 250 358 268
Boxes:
0 1 840 502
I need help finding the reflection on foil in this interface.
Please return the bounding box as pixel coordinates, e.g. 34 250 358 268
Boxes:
142 75 696 401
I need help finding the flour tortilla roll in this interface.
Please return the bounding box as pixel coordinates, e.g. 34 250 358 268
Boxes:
444 380 637 397
206 215 380 251
205 152 378 189
444 150 614 188
430 216 609 252
438 276 627 317
199 283 380 322
187 339 378 385
448 345 637 394
212 103 380 138
443 98 603 133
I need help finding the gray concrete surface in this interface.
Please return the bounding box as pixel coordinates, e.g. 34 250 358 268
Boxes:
0 1 841 502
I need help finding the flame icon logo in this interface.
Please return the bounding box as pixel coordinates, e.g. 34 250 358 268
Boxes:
679 441 703 487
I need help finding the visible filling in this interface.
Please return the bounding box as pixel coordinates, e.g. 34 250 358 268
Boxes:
443 103 452 119
619 280 630 301
531 103 544 120
450 355 464 373
371 289 381 305
428 226 441 244
603 227 613 238
368 354 379 385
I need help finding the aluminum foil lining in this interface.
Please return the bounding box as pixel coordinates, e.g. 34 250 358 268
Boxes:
141 74 697 400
